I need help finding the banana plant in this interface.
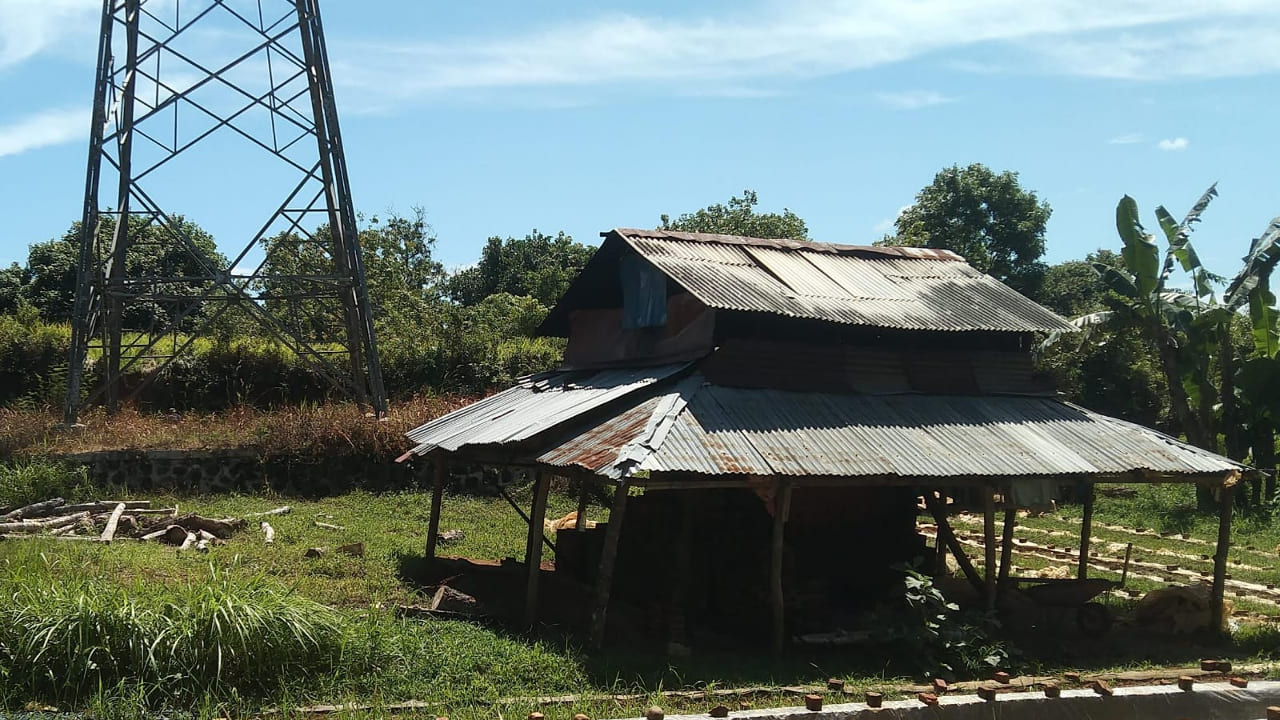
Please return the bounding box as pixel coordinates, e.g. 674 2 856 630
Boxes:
1087 186 1223 452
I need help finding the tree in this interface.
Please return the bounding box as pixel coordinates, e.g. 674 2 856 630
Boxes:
14 215 224 328
445 230 594 308
661 189 808 239
884 164 1051 294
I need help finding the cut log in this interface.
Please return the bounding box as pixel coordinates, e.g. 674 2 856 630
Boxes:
438 529 465 543
0 497 66 521
140 525 176 541
261 521 275 545
141 514 245 539
179 531 198 551
337 542 364 557
163 525 190 545
99 503 127 543
196 529 218 543
0 533 98 541
196 538 211 553
247 506 292 518
0 511 91 534
60 500 150 515
304 547 325 558
314 520 346 532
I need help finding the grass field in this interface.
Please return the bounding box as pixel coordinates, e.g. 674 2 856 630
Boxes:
1 479 1278 719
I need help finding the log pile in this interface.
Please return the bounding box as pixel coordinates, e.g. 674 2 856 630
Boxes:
0 497 268 550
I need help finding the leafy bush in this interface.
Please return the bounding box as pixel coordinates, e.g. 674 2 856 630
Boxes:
0 307 71 406
0 456 91 510
868 563 1014 679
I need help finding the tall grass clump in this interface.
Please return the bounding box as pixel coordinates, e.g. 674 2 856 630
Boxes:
0 556 345 708
0 456 91 510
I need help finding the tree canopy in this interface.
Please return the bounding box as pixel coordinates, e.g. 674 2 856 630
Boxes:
884 164 1051 295
445 230 594 308
661 190 808 240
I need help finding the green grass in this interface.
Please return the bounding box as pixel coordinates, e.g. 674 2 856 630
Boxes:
3 481 1280 718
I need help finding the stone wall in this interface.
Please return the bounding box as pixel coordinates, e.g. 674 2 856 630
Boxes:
58 449 535 497
61 449 432 497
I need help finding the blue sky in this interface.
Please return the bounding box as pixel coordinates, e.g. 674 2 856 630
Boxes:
1 0 1278 279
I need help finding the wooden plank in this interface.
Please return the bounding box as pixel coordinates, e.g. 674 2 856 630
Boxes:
997 506 1016 588
1211 484 1235 635
99 502 127 543
771 481 793 654
575 478 591 531
983 488 997 612
425 458 445 559
923 492 983 594
523 471 551 628
1078 483 1095 580
590 479 630 649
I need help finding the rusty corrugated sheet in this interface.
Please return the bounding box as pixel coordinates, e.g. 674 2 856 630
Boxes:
406 367 1241 481
634 384 1240 478
613 229 1074 333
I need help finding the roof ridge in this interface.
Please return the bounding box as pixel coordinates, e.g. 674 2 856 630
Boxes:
609 227 965 261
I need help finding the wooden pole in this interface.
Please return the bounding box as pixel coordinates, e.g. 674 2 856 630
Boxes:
425 458 445 559
1210 483 1235 635
924 491 984 594
99 502 127 543
983 488 997 612
524 471 551 628
770 481 794 654
575 478 591 531
1077 483 1095 580
997 506 1016 589
590 479 630 649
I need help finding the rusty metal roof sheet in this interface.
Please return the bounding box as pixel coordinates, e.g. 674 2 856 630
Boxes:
633 384 1240 478
611 229 1074 333
405 362 1241 481
403 363 690 456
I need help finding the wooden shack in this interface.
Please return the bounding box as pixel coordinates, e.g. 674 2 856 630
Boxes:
401 228 1248 651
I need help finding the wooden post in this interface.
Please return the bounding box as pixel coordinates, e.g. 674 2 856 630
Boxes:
524 471 551 628
924 491 984 594
575 478 591 531
590 479 630 649
933 528 948 578
997 506 1016 589
425 458 445 559
983 488 997 612
1210 483 1236 635
1077 483 1095 580
770 481 794 654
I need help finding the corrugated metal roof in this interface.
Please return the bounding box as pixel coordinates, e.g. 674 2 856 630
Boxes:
405 364 1242 482
613 229 1075 333
635 383 1240 478
403 363 690 456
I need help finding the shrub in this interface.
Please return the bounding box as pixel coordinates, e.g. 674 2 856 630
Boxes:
0 456 91 510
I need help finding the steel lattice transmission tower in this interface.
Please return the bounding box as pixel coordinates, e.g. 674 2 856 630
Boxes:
65 0 386 423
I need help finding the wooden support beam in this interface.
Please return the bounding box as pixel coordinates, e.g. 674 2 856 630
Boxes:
590 479 630 649
924 492 984 594
770 481 794 654
425 458 445 559
500 486 557 555
983 488 997 612
1078 483 1095 580
575 478 591 531
998 506 1016 589
1210 484 1236 635
524 471 551 628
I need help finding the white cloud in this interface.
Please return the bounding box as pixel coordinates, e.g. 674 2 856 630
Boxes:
1158 137 1190 151
1109 133 1145 144
875 90 955 110
0 107 86 158
872 205 913 234
0 0 98 69
334 0 1280 104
